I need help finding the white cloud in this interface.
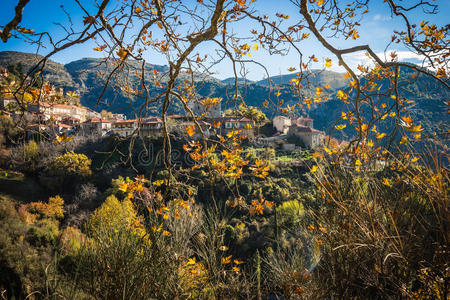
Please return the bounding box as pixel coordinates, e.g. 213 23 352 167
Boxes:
372 14 390 22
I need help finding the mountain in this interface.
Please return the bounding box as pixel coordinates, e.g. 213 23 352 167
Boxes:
0 51 76 88
222 77 254 84
309 67 450 139
64 57 224 114
1 51 448 141
257 70 347 90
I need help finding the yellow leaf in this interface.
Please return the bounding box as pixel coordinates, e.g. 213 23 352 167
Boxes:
376 132 386 139
400 135 408 144
323 146 332 155
222 255 232 264
289 78 299 85
134 7 142 13
252 43 259 50
407 125 424 133
316 87 322 96
336 90 348 100
119 183 128 192
310 165 318 173
382 178 392 187
325 58 332 68
335 124 346 130
152 179 164 187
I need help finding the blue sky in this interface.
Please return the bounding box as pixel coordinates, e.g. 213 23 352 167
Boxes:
1 0 449 80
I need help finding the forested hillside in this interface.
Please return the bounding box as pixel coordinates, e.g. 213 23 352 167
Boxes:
1 51 448 140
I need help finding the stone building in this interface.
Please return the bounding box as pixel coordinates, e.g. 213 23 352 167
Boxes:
288 124 323 148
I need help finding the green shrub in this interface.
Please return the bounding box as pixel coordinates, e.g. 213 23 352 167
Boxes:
276 200 305 228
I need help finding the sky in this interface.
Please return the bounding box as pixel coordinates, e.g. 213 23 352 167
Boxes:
1 0 449 80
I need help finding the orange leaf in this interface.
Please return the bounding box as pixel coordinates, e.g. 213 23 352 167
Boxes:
186 125 196 137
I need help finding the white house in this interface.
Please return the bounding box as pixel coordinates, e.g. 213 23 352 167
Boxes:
27 102 88 121
112 119 137 137
140 117 163 138
81 118 112 136
273 116 292 134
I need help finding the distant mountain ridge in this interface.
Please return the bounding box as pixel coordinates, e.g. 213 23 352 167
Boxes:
257 70 347 90
0 51 76 88
0 51 448 139
0 51 346 114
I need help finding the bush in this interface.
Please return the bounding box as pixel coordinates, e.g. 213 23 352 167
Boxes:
0 195 72 298
308 158 449 299
276 200 305 228
48 151 92 178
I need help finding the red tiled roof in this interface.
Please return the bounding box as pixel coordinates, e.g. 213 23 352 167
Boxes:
222 117 252 123
239 117 252 122
65 116 80 121
143 117 162 123
57 123 73 129
168 114 185 119
295 116 313 122
114 119 137 125
86 117 111 123
31 101 86 111
51 114 65 118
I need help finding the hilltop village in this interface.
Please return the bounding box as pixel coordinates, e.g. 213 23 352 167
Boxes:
0 67 347 151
